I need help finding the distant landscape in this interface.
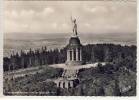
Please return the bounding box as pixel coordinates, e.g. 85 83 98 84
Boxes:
4 33 136 57
3 32 137 96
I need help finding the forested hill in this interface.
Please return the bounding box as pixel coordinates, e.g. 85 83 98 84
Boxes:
3 44 136 72
3 43 136 96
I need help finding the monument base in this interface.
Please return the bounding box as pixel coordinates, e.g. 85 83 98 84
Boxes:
66 61 83 66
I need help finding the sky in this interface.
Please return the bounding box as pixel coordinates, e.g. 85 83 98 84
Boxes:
4 0 137 35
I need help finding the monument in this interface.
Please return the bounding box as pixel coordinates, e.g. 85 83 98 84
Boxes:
54 17 82 88
50 17 105 89
66 17 83 66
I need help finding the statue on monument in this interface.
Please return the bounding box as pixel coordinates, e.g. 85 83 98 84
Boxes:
71 16 78 36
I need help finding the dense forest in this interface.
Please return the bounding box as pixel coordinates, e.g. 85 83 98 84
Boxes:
3 44 136 72
3 44 136 96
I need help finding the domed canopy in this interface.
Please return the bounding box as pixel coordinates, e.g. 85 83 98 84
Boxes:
67 36 82 49
69 37 81 44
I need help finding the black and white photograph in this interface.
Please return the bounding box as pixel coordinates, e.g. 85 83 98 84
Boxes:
3 0 137 96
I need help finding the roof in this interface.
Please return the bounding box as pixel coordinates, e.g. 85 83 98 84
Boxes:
67 36 82 48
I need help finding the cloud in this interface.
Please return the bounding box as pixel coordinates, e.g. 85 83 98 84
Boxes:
83 5 108 13
51 22 57 29
4 1 136 34
43 7 54 14
20 9 35 18
62 23 69 29
84 23 91 27
11 10 18 18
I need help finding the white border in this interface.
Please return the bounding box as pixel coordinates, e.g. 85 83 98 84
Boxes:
0 0 3 97
0 0 138 100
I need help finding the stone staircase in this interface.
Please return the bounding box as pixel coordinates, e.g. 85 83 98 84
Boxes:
62 69 79 79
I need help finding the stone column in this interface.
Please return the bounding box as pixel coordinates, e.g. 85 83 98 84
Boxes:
60 81 63 88
80 49 82 61
56 81 59 87
65 81 69 88
69 50 70 61
67 50 70 61
72 49 74 61
70 81 73 88
76 48 79 61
